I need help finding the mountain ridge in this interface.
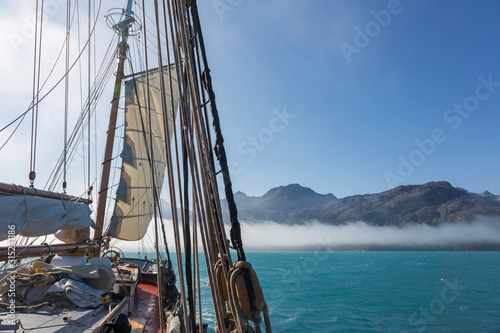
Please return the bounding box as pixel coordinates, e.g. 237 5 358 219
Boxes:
222 181 500 226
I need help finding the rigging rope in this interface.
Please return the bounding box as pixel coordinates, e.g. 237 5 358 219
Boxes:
174 1 228 331
191 0 246 262
0 0 104 156
5 0 105 192
30 0 39 186
161 2 272 332
88 0 92 198
63 0 71 193
181 81 196 331
142 2 165 329
45 45 118 191
151 1 191 330
164 1 231 331
29 0 44 187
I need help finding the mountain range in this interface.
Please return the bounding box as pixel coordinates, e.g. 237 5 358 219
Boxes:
222 181 500 226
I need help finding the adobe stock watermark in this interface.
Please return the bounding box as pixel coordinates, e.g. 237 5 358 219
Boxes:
384 74 500 188
5 225 18 329
8 0 66 53
229 106 295 176
339 0 413 64
406 278 467 333
212 0 244 21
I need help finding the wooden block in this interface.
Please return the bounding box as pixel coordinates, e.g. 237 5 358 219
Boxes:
129 317 147 333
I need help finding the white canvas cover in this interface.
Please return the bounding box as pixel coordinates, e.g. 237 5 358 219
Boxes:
105 66 179 241
0 194 93 241
46 274 106 308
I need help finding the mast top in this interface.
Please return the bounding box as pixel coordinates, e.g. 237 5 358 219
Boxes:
105 0 141 42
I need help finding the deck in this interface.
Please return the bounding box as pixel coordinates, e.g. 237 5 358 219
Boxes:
129 283 162 333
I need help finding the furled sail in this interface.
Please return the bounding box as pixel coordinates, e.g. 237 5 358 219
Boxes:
105 66 179 241
0 194 93 241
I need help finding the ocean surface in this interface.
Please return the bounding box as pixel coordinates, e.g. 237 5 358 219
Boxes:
126 252 500 332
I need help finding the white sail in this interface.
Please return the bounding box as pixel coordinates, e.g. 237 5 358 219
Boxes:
105 66 179 241
0 194 93 241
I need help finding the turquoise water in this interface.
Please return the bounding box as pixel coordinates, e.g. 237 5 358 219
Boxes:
251 252 499 332
127 252 500 332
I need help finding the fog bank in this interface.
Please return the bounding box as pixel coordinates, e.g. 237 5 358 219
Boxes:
116 217 500 251
239 218 500 251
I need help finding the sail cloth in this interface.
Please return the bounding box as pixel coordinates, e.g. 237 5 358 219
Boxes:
105 66 179 241
0 193 93 241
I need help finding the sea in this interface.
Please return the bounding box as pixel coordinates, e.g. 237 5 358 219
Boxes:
126 251 500 332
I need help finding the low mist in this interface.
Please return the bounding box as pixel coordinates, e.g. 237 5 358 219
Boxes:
117 217 500 252
238 218 500 251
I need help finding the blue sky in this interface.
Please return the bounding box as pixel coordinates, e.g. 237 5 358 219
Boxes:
0 0 499 201
197 0 500 198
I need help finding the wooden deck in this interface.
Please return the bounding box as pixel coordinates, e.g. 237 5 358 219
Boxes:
129 283 162 333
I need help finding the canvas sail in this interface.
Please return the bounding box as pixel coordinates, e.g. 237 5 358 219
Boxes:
0 194 93 241
105 66 179 241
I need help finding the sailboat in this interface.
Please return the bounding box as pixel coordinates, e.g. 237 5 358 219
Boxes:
0 1 271 332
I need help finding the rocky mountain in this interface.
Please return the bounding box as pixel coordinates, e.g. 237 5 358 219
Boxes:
222 181 500 226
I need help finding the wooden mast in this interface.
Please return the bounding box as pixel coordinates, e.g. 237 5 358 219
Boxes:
94 1 134 255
